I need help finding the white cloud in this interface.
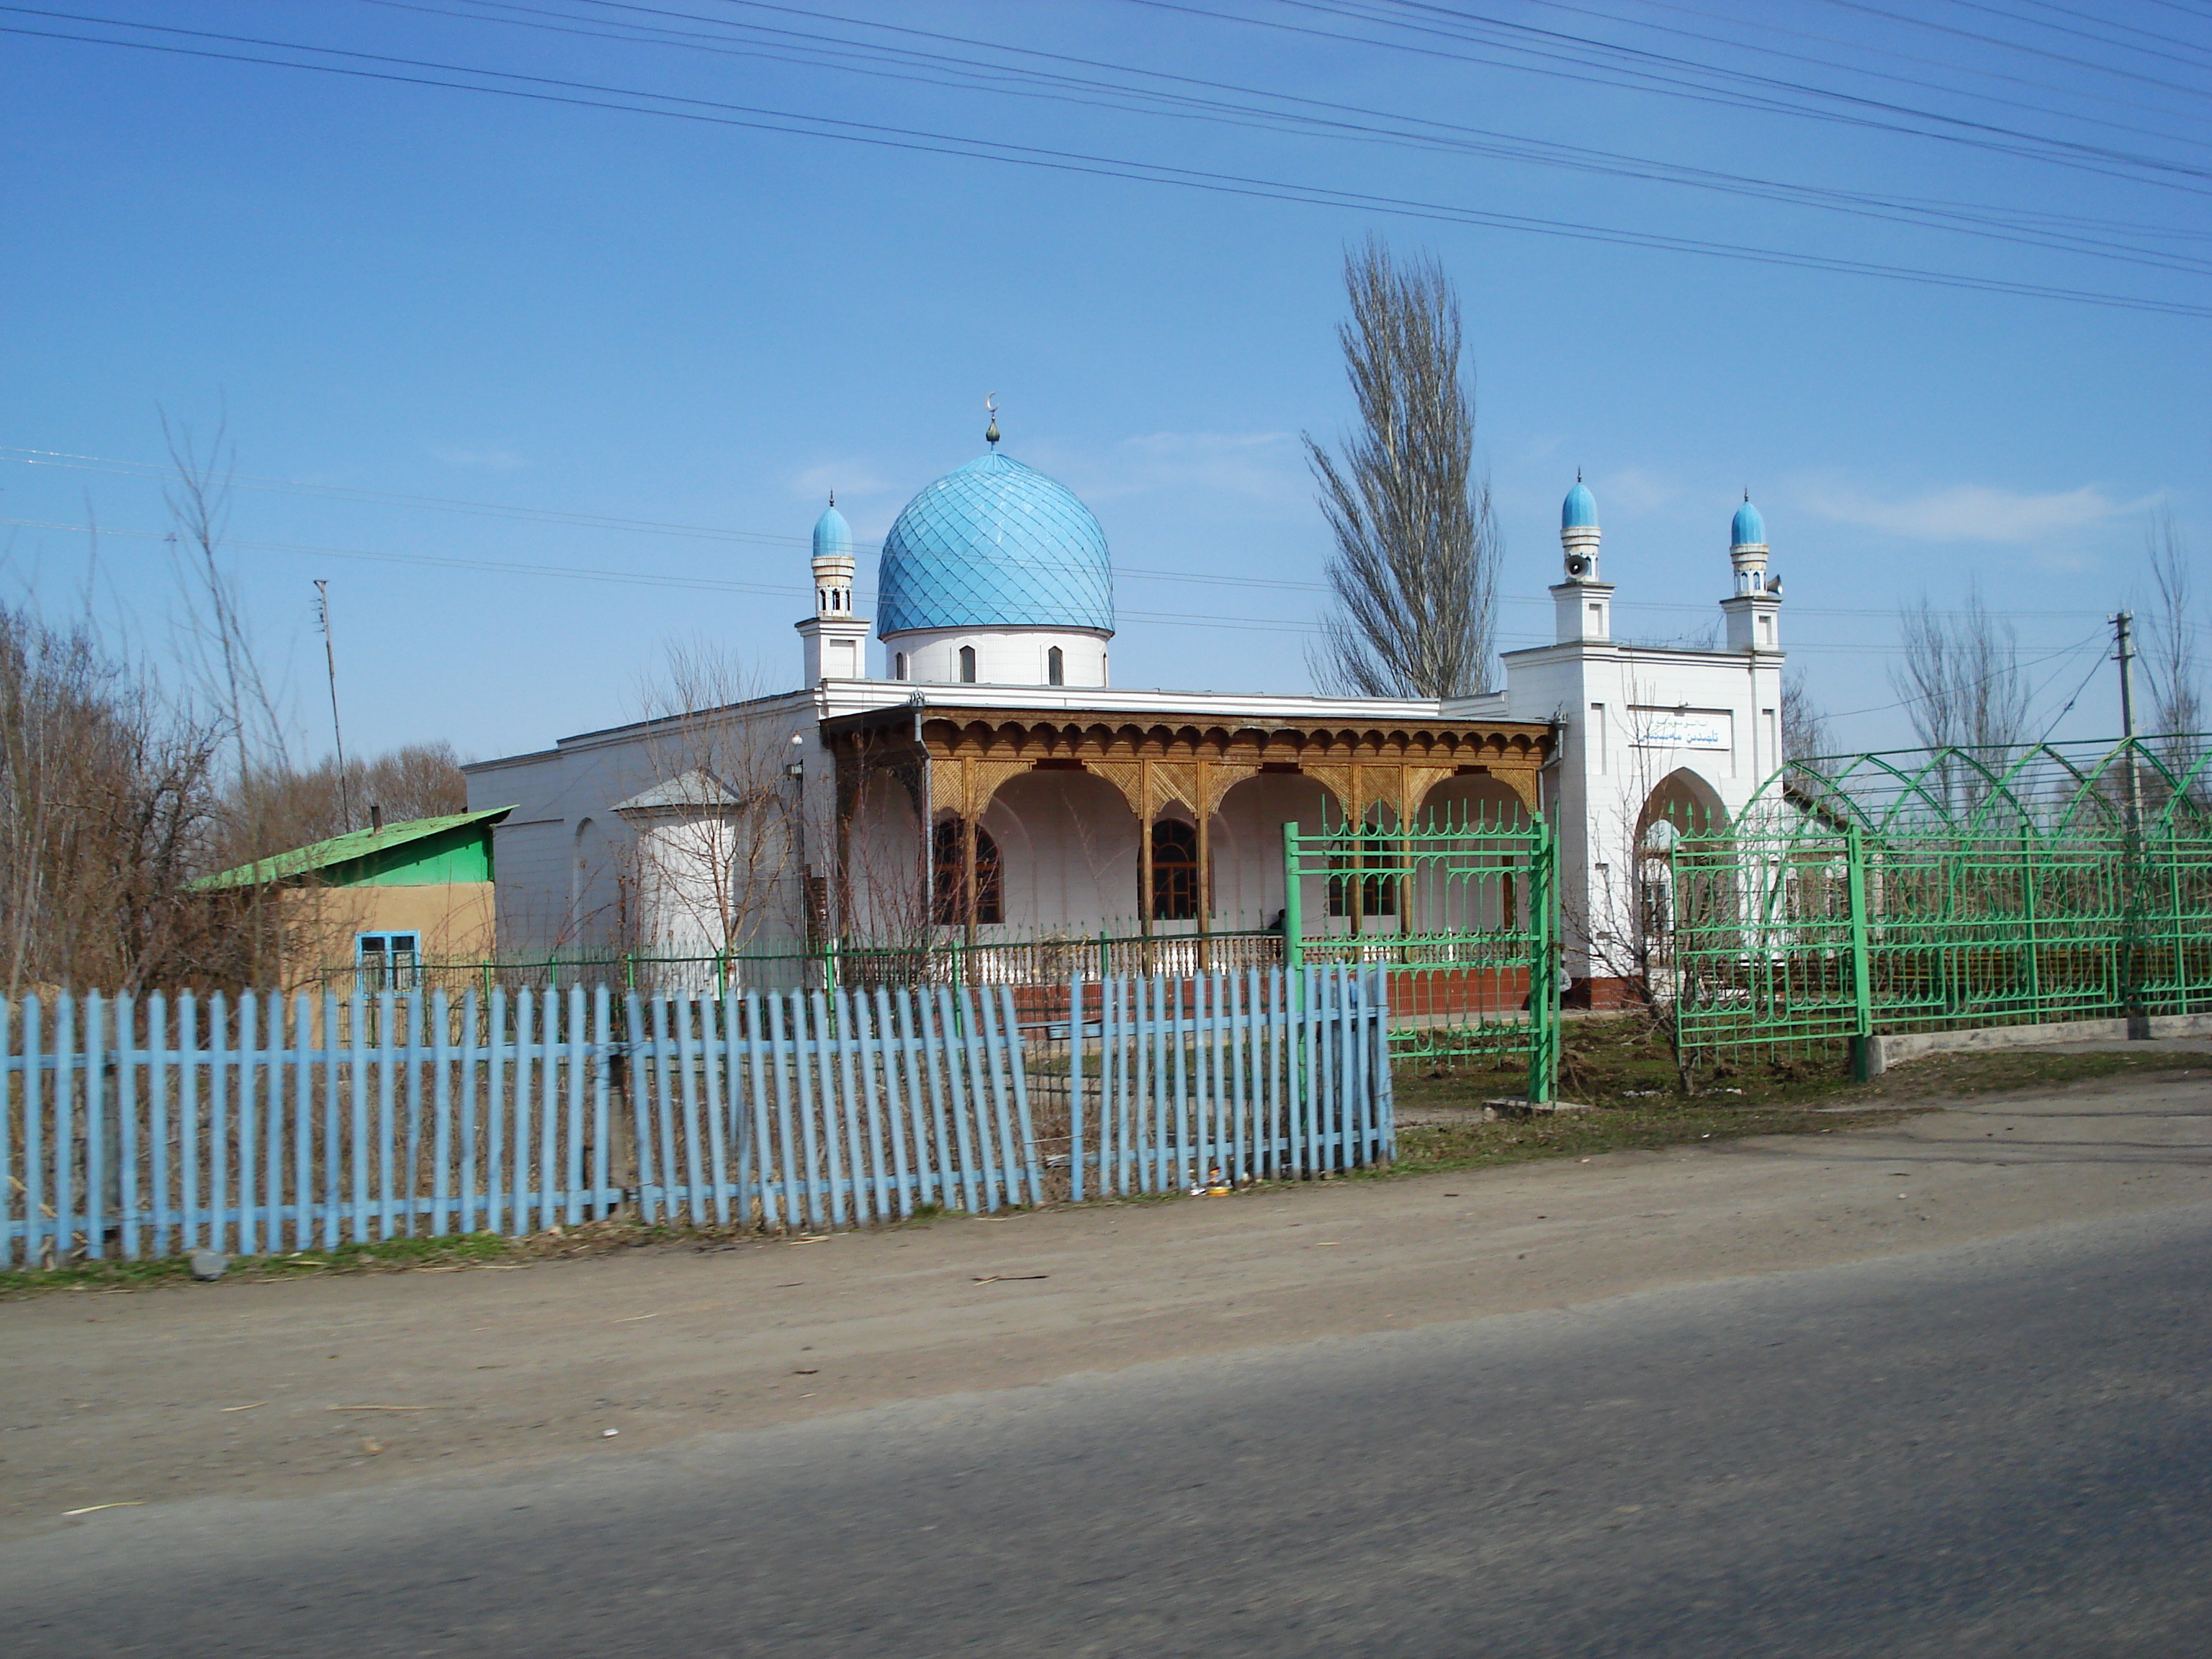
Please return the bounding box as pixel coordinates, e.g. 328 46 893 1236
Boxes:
1594 466 1680 516
1797 480 2137 544
1046 429 1304 503
791 462 891 503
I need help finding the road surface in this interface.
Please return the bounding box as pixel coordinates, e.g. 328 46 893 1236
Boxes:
6 1066 2210 1655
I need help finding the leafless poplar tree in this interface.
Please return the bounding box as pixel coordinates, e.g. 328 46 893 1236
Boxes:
1306 237 1500 698
1891 581 2031 753
2146 508 2203 788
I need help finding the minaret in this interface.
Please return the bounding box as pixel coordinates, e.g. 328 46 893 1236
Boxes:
1719 493 1781 652
796 494 873 682
1552 475 1613 644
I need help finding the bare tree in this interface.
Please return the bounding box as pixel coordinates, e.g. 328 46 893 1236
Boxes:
0 603 236 996
2146 508 2203 791
1781 670 1832 764
215 742 469 866
624 642 806 974
1306 236 1501 698
1892 581 2031 753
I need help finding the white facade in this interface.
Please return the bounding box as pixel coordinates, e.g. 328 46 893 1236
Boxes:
466 466 1785 994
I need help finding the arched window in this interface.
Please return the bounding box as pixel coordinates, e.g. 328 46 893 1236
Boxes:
894 651 907 681
932 820 1002 925
1047 646 1064 686
1149 819 1199 920
959 645 977 684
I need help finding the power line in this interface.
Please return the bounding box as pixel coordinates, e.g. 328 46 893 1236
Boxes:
0 515 2136 656
6 9 2211 315
1826 629 2105 721
1510 0 2212 139
1807 0 2212 89
1176 0 2212 186
8 446 2196 630
367 0 2212 273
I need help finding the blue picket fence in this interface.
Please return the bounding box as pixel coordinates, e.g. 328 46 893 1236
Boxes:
1 968 1392 1267
1068 967 1391 1199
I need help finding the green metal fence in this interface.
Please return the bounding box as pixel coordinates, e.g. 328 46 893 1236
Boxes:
1282 811 1557 1102
1671 736 2212 1073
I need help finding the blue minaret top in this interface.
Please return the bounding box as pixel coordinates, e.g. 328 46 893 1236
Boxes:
1563 479 1598 529
1731 496 1766 547
812 498 854 561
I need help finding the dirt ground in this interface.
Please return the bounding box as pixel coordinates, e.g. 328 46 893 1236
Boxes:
6 1048 2210 1544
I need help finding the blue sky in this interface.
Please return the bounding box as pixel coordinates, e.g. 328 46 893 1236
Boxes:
3 0 2205 766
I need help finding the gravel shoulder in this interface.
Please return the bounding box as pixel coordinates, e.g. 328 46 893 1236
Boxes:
6 1063 2209 1543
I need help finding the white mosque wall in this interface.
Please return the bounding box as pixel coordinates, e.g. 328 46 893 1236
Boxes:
465 689 830 961
1501 639 1783 986
883 627 1111 688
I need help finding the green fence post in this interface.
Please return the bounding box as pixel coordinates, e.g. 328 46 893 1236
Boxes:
2171 826 2190 1015
1847 824 1876 1081
1526 815 1557 1105
1281 820 1305 977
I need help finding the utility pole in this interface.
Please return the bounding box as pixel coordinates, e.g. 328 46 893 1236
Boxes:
2113 611 2144 835
315 580 353 830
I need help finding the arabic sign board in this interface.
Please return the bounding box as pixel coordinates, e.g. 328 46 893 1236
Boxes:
1630 708 1730 751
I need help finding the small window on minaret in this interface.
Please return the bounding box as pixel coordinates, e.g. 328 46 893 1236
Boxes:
1048 647 1064 686
960 646 977 683
895 652 908 680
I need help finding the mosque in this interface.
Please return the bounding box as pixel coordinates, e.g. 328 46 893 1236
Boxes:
464 421 1784 997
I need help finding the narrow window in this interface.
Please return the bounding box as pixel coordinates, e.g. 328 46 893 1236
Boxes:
894 651 908 680
959 645 977 684
931 821 1001 924
1048 646 1064 686
1150 820 1200 920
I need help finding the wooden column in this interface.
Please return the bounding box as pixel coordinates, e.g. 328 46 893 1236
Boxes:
1195 755 1213 967
960 756 979 944
1137 757 1155 938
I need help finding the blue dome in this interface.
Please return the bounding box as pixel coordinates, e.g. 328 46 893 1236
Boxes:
1732 498 1766 547
877 451 1113 635
1563 480 1598 529
812 501 853 560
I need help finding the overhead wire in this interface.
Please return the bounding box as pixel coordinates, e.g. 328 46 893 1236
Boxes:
1826 629 2107 721
1807 0 2212 86
1131 0 2212 191
325 0 2212 275
7 446 2195 632
1510 0 2212 135
7 9 2211 316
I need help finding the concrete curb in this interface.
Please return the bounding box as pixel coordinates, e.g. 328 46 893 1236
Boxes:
1866 1013 2212 1076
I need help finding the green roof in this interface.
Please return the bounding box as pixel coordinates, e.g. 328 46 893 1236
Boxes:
197 806 514 892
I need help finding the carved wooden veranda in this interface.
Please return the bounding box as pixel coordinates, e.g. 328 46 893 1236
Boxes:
823 703 1554 941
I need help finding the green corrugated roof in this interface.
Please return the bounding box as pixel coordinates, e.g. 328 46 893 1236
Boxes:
196 806 514 892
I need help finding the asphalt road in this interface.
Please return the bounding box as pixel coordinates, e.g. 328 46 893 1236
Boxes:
9 1201 2209 1658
